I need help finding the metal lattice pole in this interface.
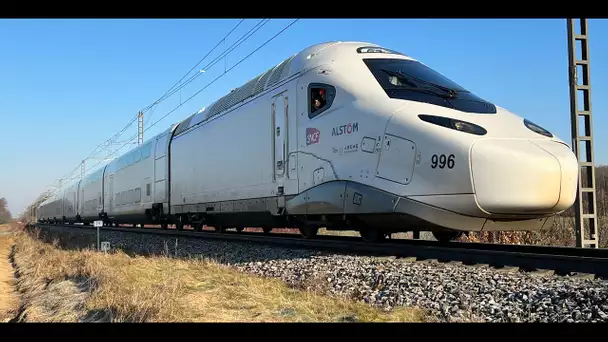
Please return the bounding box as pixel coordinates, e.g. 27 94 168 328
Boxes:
567 18 600 248
138 111 144 145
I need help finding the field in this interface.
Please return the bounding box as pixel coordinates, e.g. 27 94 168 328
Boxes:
0 223 429 323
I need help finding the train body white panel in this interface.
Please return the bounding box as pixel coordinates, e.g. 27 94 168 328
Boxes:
153 126 177 212
293 63 400 195
375 135 417 185
170 88 292 208
471 138 578 215
532 139 579 212
62 181 80 221
38 194 63 221
79 166 105 221
104 141 155 220
37 199 49 221
408 194 487 217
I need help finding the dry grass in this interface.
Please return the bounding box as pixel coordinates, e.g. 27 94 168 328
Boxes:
0 224 20 322
459 215 608 248
8 228 429 322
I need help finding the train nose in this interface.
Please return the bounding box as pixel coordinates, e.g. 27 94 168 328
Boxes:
470 139 578 215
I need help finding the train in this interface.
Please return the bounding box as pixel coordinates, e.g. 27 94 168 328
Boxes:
35 41 580 243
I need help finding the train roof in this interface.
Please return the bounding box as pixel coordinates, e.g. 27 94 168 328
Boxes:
39 197 51 207
35 42 416 209
39 191 62 206
173 41 416 137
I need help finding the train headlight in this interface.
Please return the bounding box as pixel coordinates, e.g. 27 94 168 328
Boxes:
523 119 553 138
418 114 487 136
452 121 486 135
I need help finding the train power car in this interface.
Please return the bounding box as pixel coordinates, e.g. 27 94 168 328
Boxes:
36 41 579 242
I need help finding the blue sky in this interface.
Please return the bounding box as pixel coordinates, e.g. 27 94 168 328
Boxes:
1 18 607 215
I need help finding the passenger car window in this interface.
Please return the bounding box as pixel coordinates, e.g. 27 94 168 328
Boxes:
308 83 336 119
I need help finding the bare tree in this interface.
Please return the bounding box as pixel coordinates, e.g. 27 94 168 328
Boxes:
0 197 13 224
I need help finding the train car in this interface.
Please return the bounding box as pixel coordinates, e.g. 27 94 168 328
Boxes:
38 192 63 223
101 124 177 226
165 41 578 242
168 53 301 231
78 166 106 224
144 124 178 226
102 140 155 224
36 200 47 223
61 180 80 223
22 204 37 225
31 205 38 225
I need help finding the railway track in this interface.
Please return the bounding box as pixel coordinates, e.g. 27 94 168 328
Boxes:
31 223 608 279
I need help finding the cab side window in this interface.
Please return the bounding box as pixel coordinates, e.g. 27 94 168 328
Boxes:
309 83 336 119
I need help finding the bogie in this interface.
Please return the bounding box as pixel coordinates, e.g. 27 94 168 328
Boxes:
432 230 464 243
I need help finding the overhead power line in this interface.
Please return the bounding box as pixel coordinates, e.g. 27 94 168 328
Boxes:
140 19 246 114
144 18 271 124
37 19 252 194
94 18 297 175
35 18 299 204
87 19 249 159
146 18 298 132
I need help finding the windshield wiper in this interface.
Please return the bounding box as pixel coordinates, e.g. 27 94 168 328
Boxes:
385 86 455 99
381 69 459 99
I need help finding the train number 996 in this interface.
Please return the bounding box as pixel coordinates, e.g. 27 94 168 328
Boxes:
431 154 455 169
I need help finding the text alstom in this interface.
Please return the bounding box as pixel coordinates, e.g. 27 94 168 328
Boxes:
332 122 359 136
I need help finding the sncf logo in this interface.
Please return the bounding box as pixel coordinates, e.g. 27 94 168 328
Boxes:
306 127 320 145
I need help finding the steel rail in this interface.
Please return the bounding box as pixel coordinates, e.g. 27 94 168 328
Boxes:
32 223 608 279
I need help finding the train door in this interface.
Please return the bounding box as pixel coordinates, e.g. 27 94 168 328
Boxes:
296 76 314 191
153 134 169 204
295 74 339 192
108 174 114 213
80 188 84 215
272 93 286 182
272 91 298 195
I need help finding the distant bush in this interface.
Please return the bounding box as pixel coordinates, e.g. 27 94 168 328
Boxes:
0 197 12 224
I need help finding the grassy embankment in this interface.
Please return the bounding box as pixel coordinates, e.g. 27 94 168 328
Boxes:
0 224 429 322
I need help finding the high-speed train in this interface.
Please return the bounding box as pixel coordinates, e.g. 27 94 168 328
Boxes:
36 41 579 242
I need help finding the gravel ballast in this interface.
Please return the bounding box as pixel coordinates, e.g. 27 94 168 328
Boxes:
34 225 608 323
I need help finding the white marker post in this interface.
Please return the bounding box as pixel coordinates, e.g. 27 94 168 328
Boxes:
93 220 103 250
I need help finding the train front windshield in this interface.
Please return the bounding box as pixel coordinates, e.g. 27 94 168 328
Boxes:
362 58 496 114
363 58 468 94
